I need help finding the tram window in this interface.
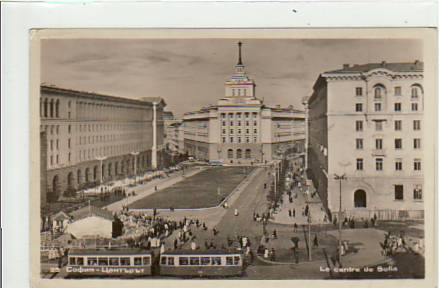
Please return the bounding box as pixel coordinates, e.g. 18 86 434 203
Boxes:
98 258 109 266
120 257 131 266
234 256 240 265
160 257 167 265
69 257 76 265
143 257 151 265
190 257 200 265
109 258 119 266
200 257 210 266
77 257 84 266
87 257 98 266
167 257 174 266
212 257 222 265
179 257 189 265
226 257 234 265
134 257 142 266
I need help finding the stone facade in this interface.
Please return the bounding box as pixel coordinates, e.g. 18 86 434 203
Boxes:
40 85 166 202
182 43 305 164
307 61 424 218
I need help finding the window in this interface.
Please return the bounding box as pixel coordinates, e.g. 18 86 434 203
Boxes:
179 257 189 265
226 257 234 266
374 86 384 99
238 137 241 143
230 137 234 143
190 257 200 265
120 258 130 266
355 121 363 132
222 137 226 143
414 138 421 149
411 103 418 111
394 86 402 96
395 138 402 149
167 257 174 266
238 129 241 134
237 121 241 126
411 86 420 98
134 257 142 266
254 129 257 133
254 121 257 126
355 103 363 112
413 120 421 130
355 87 363 96
395 160 403 171
246 121 250 126
230 121 234 126
376 158 383 171
413 185 423 200
68 125 71 133
374 103 382 112
394 120 402 131
375 139 383 149
227 149 233 159
50 140 53 151
109 258 119 266
68 138 71 148
245 149 251 159
211 257 221 265
222 121 226 126
236 149 242 159
246 137 250 143
414 159 422 171
161 257 167 265
356 158 363 171
221 113 226 119
143 257 151 265
237 113 241 119
69 257 77 265
234 256 240 265
87 257 98 266
356 138 363 149
246 129 250 134
77 257 84 265
230 129 234 134
229 113 234 119
222 129 226 134
201 257 210 266
98 258 109 266
394 185 404 200
375 121 383 131
394 103 402 112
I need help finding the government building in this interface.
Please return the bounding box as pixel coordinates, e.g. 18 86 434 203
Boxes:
182 43 305 164
40 85 166 204
306 61 424 219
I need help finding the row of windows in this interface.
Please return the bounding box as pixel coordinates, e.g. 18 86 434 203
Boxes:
356 158 422 171
231 88 248 97
355 102 420 113
355 120 421 131
160 256 240 266
69 256 151 266
40 98 64 118
222 121 258 127
393 184 423 201
222 128 258 135
227 148 252 159
222 136 257 144
221 112 258 119
355 138 421 150
355 84 423 98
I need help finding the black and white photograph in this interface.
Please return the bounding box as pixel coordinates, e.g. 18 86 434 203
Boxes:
31 29 435 283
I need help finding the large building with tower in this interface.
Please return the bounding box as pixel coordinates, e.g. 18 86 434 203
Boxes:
40 85 166 203
182 43 305 164
306 61 424 219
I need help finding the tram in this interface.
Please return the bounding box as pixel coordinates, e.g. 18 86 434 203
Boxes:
159 249 244 277
66 248 153 277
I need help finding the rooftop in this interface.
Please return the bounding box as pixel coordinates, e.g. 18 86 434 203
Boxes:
69 205 114 222
325 61 423 74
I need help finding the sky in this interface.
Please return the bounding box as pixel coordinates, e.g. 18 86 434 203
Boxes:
41 38 422 117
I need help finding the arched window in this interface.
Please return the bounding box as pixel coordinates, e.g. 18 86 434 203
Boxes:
55 99 60 117
354 189 367 208
227 149 234 159
245 149 251 159
411 84 423 99
85 168 90 183
52 175 60 195
93 166 98 181
373 84 386 99
49 99 54 117
77 169 82 185
236 149 242 159
67 172 75 190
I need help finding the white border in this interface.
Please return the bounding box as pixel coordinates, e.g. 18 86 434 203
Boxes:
1 1 438 288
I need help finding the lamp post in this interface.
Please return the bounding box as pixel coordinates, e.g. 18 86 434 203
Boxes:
334 173 346 266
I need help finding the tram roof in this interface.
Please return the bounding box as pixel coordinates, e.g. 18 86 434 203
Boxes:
161 249 242 256
68 248 152 256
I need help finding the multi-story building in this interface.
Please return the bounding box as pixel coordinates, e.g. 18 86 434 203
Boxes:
40 85 166 202
306 61 424 219
183 43 305 164
167 121 185 156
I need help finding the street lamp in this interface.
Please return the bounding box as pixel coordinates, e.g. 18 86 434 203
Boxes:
334 173 346 266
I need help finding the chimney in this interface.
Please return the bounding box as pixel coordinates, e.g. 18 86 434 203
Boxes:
343 64 350 69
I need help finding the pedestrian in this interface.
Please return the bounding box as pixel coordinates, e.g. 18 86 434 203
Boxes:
264 248 269 259
293 223 298 232
313 234 319 247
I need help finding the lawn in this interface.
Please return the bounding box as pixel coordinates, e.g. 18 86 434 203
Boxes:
129 166 254 209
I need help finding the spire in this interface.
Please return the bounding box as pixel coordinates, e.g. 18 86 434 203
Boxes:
237 41 243 65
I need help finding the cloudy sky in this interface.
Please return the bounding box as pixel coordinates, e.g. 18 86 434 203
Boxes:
41 38 422 117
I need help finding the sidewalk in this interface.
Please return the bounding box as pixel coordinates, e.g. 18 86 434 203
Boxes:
104 167 205 212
